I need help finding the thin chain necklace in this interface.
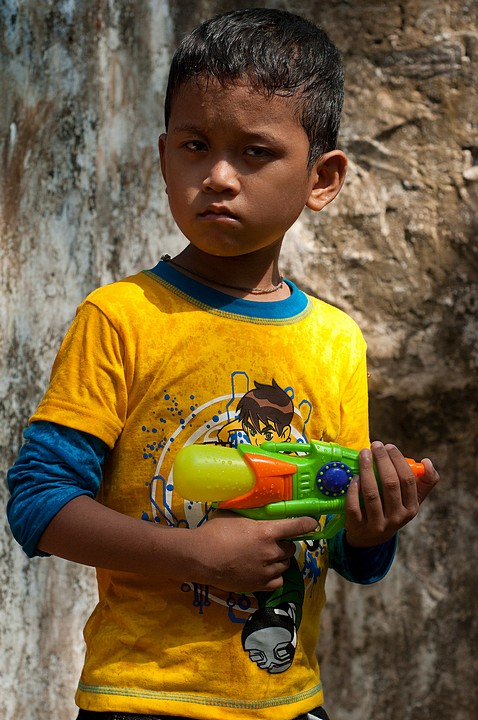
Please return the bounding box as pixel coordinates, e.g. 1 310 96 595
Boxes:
160 255 284 295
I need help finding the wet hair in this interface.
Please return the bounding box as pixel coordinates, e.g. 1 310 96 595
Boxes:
164 8 344 165
237 379 294 435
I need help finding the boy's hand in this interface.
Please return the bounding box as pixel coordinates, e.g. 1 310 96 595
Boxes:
344 441 440 548
190 512 317 593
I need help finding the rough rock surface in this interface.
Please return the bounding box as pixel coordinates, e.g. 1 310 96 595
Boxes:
1 2 476 719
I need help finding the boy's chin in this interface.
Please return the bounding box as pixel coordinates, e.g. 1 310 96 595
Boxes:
185 238 283 260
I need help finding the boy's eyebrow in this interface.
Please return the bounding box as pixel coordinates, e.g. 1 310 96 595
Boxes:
169 124 286 146
170 123 205 135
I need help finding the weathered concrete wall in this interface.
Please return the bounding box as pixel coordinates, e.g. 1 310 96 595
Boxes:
1 2 180 718
1 1 476 719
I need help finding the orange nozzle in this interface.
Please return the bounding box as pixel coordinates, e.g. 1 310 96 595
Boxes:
218 452 295 510
405 458 425 477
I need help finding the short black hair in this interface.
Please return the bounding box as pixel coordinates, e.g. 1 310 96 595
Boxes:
164 8 344 165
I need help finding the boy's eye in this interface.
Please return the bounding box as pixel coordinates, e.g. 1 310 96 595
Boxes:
244 146 273 159
264 432 274 441
183 140 207 152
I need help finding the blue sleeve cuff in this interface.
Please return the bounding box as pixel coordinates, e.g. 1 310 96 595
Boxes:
328 529 397 584
6 421 109 558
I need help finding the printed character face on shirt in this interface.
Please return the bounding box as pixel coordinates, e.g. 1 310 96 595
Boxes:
159 77 345 259
243 626 295 674
243 418 291 446
237 379 293 446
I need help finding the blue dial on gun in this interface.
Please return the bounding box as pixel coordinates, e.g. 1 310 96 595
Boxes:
316 462 353 496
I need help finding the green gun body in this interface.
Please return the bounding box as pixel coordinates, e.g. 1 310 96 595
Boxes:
173 440 424 540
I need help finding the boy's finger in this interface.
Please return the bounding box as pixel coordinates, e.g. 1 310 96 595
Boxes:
267 555 292 574
345 475 362 518
358 446 384 522
416 458 440 504
372 441 417 518
277 539 297 558
275 515 318 539
383 443 418 509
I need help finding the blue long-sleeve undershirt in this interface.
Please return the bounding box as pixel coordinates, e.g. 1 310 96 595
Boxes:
7 421 396 582
6 421 108 558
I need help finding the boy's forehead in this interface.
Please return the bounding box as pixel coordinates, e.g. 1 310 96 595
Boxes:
168 76 302 131
172 75 272 107
179 72 264 96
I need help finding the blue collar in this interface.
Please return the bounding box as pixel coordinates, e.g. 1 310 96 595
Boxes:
145 259 312 324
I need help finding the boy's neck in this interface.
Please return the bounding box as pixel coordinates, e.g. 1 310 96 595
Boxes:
165 243 290 301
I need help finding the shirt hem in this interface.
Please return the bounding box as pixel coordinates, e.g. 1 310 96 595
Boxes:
76 680 323 713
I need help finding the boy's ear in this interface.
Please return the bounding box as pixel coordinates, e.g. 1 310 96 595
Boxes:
158 133 167 184
306 150 348 212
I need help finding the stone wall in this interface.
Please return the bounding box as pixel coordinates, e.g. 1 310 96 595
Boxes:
1 1 476 718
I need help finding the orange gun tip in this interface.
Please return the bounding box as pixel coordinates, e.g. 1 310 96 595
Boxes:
406 458 426 477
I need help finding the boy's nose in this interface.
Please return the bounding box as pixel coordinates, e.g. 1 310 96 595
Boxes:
202 159 240 194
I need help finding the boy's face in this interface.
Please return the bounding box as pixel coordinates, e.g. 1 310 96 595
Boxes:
159 79 326 258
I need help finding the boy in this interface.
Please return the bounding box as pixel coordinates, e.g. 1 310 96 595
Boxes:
7 8 439 720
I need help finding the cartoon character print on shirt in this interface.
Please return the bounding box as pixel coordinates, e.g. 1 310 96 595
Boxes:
241 547 305 674
217 379 304 673
142 374 327 674
217 378 293 447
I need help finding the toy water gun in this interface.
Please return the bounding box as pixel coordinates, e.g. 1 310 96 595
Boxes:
173 440 425 540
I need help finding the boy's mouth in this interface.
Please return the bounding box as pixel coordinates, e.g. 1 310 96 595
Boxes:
199 205 239 221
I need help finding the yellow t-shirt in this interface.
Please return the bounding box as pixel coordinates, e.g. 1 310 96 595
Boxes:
32 261 369 719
